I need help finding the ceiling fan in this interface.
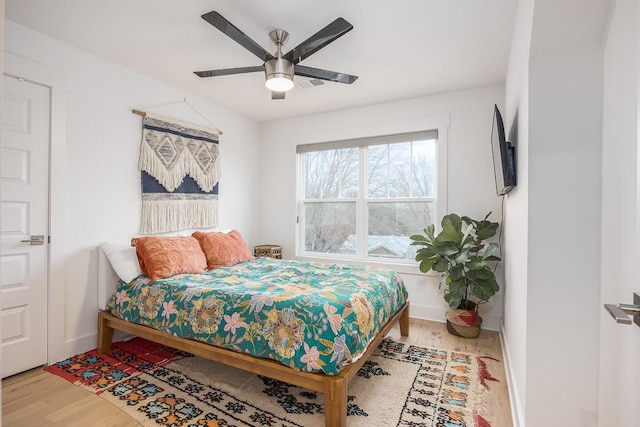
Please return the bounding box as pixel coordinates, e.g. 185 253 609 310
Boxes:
194 11 359 100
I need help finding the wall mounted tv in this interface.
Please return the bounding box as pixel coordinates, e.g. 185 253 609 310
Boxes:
491 104 516 195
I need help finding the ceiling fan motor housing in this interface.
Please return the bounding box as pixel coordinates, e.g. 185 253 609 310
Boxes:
265 57 294 81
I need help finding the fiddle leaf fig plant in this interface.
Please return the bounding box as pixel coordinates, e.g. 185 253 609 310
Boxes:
410 213 501 310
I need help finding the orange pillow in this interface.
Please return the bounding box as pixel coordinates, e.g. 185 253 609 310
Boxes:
131 236 207 283
192 230 254 269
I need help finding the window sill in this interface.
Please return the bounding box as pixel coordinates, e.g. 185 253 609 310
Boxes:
291 254 436 276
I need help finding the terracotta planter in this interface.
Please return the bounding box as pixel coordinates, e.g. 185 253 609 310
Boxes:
445 307 483 338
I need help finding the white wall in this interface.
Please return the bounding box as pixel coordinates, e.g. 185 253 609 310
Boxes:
0 0 5 416
502 0 533 423
258 85 506 329
502 1 607 425
527 42 602 427
600 1 640 425
4 20 262 358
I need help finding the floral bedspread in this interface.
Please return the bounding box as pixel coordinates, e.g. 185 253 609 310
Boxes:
107 257 408 375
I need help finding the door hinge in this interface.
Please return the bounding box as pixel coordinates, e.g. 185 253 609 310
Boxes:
48 235 51 244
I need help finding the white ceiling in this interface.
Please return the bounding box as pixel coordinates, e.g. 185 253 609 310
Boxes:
5 0 517 123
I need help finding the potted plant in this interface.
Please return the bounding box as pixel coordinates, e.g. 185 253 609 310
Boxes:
410 213 501 338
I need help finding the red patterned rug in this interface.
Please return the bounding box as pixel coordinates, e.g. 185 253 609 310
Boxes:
46 337 499 427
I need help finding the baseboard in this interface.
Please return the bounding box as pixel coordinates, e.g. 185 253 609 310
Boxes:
63 333 98 361
499 328 524 427
409 302 501 331
61 330 132 362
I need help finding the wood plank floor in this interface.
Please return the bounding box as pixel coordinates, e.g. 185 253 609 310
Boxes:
1 318 513 426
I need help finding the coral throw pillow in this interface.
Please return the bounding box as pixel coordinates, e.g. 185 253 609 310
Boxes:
131 236 207 283
192 230 254 269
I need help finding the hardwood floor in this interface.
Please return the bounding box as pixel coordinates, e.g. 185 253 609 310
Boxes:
1 367 138 427
1 318 513 426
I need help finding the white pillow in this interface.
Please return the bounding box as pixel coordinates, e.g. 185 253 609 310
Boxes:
100 241 143 283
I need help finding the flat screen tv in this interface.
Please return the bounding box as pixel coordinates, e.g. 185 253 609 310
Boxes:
491 104 516 195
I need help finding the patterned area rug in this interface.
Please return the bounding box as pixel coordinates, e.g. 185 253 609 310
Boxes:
46 337 499 427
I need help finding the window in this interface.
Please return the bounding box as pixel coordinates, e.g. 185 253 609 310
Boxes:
297 130 440 262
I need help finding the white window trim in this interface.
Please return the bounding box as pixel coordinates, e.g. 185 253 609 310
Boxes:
290 114 449 274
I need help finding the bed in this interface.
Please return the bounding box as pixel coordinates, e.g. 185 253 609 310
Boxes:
97 246 409 427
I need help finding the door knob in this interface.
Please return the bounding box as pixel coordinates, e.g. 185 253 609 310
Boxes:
20 235 45 246
604 293 640 327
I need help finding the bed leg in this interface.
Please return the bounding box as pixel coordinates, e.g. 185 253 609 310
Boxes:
97 311 114 353
400 304 410 337
324 378 347 427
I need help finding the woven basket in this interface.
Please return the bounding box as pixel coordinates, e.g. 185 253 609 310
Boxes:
445 307 483 338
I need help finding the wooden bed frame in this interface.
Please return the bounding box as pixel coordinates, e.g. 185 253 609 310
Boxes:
98 302 409 427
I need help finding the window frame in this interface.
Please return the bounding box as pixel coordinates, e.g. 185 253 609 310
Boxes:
291 115 449 274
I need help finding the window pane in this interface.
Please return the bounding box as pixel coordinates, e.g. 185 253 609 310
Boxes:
367 202 434 259
367 140 436 198
304 202 356 254
388 142 412 197
367 144 388 197
304 148 359 199
412 139 436 197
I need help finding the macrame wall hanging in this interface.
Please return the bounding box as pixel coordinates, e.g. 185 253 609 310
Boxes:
133 107 222 234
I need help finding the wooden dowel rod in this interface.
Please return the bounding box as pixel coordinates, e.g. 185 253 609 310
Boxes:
130 108 222 135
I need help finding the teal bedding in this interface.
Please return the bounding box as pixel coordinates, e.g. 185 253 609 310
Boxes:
107 257 407 375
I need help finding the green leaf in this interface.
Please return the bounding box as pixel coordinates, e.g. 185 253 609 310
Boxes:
449 264 465 280
445 278 467 308
460 223 473 246
466 268 499 302
482 242 500 260
469 273 499 302
437 223 462 244
418 258 437 273
454 248 470 264
461 216 475 227
441 213 462 232
444 291 462 308
467 267 494 281
466 259 487 270
409 234 428 242
476 219 499 240
432 240 460 256
424 224 436 240
415 247 436 261
448 277 467 295
433 257 449 273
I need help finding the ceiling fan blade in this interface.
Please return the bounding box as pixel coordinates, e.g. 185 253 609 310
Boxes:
271 91 286 100
284 17 353 64
294 65 358 84
201 11 273 62
194 66 265 78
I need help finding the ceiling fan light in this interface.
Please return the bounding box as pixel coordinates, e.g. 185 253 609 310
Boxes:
265 58 294 92
265 75 294 92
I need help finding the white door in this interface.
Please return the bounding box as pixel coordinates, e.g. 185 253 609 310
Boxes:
599 0 640 424
1 74 50 378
